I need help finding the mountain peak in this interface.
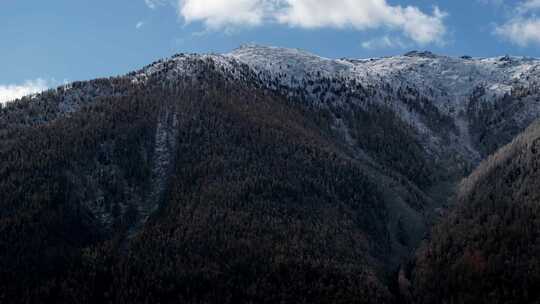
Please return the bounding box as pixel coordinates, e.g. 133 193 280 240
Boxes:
237 43 267 50
230 44 323 59
403 50 439 58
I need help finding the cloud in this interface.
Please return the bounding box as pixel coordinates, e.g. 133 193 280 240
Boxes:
175 0 448 45
136 21 145 29
179 0 270 29
495 18 540 46
145 0 166 9
494 0 540 46
477 0 505 6
0 78 50 104
519 0 540 11
361 35 409 50
276 0 447 45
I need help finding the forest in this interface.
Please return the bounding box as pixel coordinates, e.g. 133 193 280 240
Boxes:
2 54 540 303
0 61 409 303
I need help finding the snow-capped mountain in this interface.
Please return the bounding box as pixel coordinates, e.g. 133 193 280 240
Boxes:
136 44 540 110
6 44 540 180
4 45 540 303
229 45 540 110
229 46 538 155
6 45 540 181
129 45 540 166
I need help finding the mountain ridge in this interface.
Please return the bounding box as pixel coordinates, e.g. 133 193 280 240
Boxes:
12 45 540 160
5 44 540 237
2 45 540 303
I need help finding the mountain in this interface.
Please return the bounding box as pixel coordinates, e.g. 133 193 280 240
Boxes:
412 120 540 304
1 45 540 303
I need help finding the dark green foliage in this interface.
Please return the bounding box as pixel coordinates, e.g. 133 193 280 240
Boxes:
0 55 480 303
412 121 540 304
0 64 406 303
344 103 438 190
0 83 159 302
468 86 540 156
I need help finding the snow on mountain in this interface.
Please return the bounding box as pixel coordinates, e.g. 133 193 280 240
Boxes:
5 45 540 167
4 45 540 243
222 45 540 164
228 45 540 116
131 45 540 118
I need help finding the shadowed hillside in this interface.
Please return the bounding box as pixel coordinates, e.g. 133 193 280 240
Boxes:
412 120 540 304
2 47 540 303
0 60 430 304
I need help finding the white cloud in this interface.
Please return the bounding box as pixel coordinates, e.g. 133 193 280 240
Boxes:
0 78 50 104
175 0 447 45
136 21 145 29
276 0 447 45
495 17 540 46
519 0 540 11
179 0 270 29
477 0 505 6
361 35 409 50
145 0 166 9
494 0 540 46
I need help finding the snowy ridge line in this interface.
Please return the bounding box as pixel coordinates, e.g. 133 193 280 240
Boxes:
227 45 540 115
4 45 540 168
131 45 540 117
124 45 540 166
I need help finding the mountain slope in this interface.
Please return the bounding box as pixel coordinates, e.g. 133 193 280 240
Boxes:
0 60 414 303
412 120 540 304
130 45 540 193
1 46 540 303
228 45 540 160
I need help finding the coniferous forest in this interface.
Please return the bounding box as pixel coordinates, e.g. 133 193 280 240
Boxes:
2 49 540 304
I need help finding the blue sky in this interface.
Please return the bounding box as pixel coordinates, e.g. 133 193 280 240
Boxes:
1 0 539 102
